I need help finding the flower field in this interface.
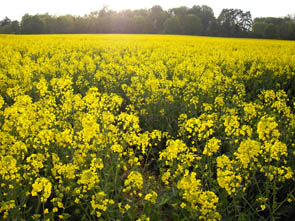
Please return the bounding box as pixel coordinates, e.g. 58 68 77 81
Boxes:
0 34 295 220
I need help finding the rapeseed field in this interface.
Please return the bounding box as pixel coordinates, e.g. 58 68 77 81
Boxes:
0 34 295 220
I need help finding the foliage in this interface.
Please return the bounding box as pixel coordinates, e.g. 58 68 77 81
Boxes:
252 22 268 38
253 17 295 40
217 8 252 37
2 4 295 40
263 24 279 39
164 17 182 34
0 17 19 34
20 14 45 34
182 14 203 35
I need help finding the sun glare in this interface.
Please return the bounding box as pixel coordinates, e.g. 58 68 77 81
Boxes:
105 0 150 12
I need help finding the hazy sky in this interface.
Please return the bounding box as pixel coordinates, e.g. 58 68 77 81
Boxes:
1 0 295 21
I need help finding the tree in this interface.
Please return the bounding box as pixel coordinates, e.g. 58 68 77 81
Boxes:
133 9 148 17
2 5 293 39
0 17 11 26
218 9 252 37
169 6 188 19
253 17 294 40
254 17 290 26
263 23 279 39
149 5 168 33
55 15 75 34
287 14 295 22
183 14 202 35
110 16 134 33
252 22 267 38
0 17 20 34
133 16 154 34
74 16 88 34
86 12 101 33
188 5 216 35
96 7 117 33
10 21 20 34
279 21 295 40
38 14 57 34
21 14 44 34
164 17 182 34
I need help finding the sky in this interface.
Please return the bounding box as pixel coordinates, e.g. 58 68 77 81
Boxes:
1 0 295 21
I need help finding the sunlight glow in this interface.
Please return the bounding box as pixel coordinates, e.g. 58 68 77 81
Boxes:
0 0 295 21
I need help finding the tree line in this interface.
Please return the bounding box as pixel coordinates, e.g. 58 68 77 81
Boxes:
1 5 295 40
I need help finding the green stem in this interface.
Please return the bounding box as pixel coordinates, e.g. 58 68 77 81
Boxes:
253 168 263 196
114 160 119 191
35 196 41 215
241 195 265 220
143 143 152 172
271 188 295 216
42 202 45 221
80 202 93 220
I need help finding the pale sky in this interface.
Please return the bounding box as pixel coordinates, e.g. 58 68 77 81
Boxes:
1 0 295 21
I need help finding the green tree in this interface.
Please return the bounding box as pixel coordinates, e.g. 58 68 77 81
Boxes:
182 14 202 35
21 14 44 34
10 21 20 34
74 16 88 34
279 21 295 40
188 5 216 35
37 14 56 34
218 9 252 37
254 17 290 26
169 6 188 18
0 17 19 34
252 22 268 38
0 17 11 26
149 5 168 33
133 16 154 34
263 23 279 39
5 4 294 39
86 11 101 33
97 7 117 33
55 15 75 34
164 17 182 34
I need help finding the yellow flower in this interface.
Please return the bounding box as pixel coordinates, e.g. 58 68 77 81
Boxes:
180 202 186 208
111 144 123 153
203 137 221 156
31 177 52 203
144 191 158 204
125 204 131 210
161 171 171 185
124 171 143 192
257 116 280 142
0 95 4 109
234 139 261 168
